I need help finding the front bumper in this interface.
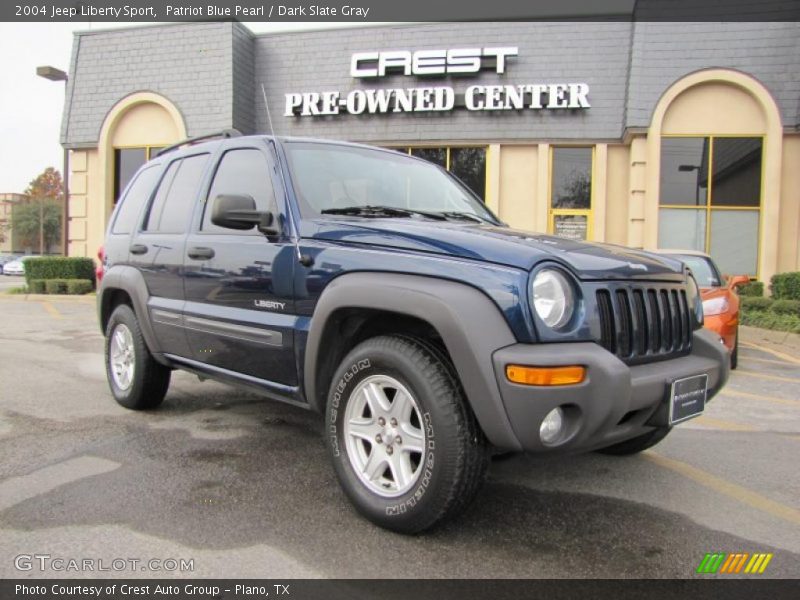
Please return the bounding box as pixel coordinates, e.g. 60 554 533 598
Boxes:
492 328 729 453
704 314 738 352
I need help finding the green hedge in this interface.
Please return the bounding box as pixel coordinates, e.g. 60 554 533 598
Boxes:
29 278 94 295
770 299 800 317
66 279 93 295
44 279 69 294
738 281 764 297
741 311 800 334
740 283 800 333
771 272 800 301
24 257 95 286
28 279 46 294
741 296 773 311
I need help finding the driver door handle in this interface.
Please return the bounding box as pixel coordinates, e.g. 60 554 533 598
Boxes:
129 244 148 255
187 247 215 260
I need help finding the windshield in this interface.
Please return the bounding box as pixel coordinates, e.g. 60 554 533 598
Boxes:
676 255 721 287
284 142 498 222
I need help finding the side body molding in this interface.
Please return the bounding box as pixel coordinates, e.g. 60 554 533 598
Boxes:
97 265 168 365
303 272 522 451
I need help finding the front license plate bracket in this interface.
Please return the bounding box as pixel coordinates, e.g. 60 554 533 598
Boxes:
668 374 708 425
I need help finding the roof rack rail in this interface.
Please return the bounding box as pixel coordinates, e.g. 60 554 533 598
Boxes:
156 129 242 157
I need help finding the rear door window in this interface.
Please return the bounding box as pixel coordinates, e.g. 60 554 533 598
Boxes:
111 166 160 234
144 153 210 233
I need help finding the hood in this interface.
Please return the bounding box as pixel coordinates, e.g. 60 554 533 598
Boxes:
304 218 686 281
700 286 728 300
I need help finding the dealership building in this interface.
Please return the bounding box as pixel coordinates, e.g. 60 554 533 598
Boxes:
59 20 800 282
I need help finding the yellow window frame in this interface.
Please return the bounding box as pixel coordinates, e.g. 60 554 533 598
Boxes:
659 134 765 278
548 145 596 241
112 144 164 160
112 144 165 204
396 145 490 203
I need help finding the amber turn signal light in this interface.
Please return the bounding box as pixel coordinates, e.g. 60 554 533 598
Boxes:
505 365 586 386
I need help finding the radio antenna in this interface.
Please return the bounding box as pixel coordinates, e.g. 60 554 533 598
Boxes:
261 83 277 140
261 83 308 264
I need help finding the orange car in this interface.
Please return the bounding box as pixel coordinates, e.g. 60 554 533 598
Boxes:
657 250 749 369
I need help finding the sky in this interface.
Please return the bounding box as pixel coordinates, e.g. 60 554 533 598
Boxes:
0 21 381 194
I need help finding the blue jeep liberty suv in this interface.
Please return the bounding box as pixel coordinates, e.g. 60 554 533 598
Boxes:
98 132 729 533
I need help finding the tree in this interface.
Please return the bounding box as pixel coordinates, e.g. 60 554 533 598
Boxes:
11 201 62 253
25 167 64 202
11 167 64 254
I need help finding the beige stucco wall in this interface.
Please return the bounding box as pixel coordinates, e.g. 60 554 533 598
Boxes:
660 82 766 135
604 144 630 246
67 148 97 258
68 93 185 259
497 145 538 231
778 134 800 273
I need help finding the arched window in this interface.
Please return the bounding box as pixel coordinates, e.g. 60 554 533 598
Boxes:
648 72 782 279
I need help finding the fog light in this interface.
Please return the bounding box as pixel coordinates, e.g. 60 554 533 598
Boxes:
539 407 565 445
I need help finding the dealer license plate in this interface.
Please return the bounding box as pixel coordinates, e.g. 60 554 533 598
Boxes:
668 374 708 425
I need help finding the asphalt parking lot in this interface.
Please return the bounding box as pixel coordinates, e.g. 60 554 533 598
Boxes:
0 294 798 579
0 275 25 293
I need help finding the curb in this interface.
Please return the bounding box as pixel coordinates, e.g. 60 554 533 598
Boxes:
740 325 800 357
0 293 96 304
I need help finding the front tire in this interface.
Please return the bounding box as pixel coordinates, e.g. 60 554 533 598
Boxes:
326 335 488 533
105 304 171 410
596 427 671 456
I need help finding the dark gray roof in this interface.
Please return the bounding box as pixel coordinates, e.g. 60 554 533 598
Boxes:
61 21 800 148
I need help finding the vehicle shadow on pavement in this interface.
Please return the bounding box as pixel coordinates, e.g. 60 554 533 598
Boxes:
2 391 798 579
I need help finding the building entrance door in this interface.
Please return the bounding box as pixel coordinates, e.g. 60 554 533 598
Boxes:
548 147 594 241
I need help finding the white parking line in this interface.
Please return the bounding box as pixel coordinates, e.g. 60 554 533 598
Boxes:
0 456 120 512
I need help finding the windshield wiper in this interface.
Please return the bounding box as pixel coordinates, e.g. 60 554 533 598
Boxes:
440 211 492 224
321 205 447 220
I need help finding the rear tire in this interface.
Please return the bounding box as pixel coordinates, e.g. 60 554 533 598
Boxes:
326 335 488 533
105 304 171 410
596 427 671 456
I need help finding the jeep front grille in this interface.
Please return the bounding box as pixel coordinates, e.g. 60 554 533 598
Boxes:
596 285 692 364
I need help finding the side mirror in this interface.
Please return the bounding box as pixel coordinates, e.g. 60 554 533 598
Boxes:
211 194 278 236
727 275 750 289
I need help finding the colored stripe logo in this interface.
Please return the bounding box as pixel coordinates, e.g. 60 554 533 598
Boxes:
696 552 773 574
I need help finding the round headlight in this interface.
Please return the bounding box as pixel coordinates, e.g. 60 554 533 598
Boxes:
687 274 704 326
532 269 575 329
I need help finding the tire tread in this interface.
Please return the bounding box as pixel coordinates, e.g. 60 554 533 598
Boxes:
329 334 488 532
105 304 170 410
